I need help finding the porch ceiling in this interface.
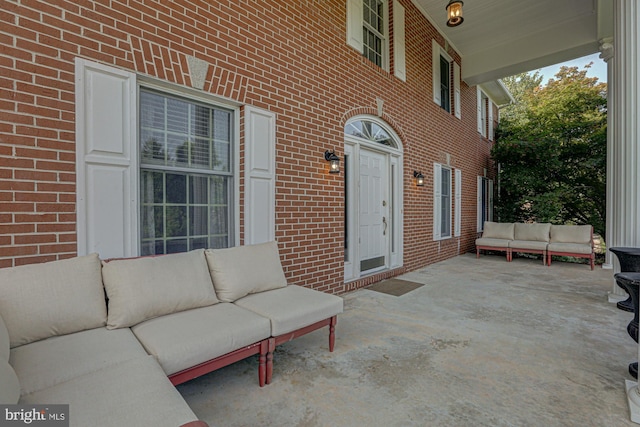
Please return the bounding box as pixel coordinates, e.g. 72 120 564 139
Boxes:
412 0 614 86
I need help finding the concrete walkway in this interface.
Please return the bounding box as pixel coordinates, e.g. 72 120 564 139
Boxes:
179 253 637 426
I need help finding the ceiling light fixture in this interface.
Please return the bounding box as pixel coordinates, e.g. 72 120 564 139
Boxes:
446 0 464 27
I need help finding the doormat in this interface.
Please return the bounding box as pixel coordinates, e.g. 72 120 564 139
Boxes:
366 279 424 297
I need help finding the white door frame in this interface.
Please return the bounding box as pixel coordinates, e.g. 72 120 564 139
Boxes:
344 116 403 281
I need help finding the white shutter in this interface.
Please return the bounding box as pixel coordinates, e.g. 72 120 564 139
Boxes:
477 176 483 232
454 62 461 119
346 0 364 53
488 179 494 222
393 0 406 81
488 101 494 140
454 169 461 237
245 106 276 245
433 163 442 240
75 58 138 259
477 87 483 134
432 40 441 106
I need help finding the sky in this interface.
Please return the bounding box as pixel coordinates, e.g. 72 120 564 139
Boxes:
536 52 607 85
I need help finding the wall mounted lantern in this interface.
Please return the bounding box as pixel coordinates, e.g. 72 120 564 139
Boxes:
446 0 464 27
413 171 425 187
324 150 340 174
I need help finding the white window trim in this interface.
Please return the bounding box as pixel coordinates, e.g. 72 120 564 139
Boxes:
347 0 391 71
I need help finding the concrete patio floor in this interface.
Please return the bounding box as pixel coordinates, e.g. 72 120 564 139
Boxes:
178 253 637 426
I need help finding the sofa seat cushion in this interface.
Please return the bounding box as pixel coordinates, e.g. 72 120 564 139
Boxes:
10 327 148 396
0 360 20 404
234 285 344 337
514 223 551 242
475 237 510 249
0 254 106 348
205 241 288 302
102 249 219 329
509 240 549 251
550 224 592 244
132 303 271 376
481 222 515 240
547 242 593 255
20 356 199 427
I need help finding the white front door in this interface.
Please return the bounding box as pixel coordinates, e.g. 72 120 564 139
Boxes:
359 149 388 273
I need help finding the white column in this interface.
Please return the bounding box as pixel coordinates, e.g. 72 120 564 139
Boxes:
600 38 627 302
612 1 640 423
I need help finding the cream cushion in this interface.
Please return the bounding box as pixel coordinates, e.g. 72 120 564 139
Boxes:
0 361 20 404
102 249 219 329
475 237 510 249
481 222 515 240
132 304 271 375
0 254 106 348
0 314 9 361
514 223 551 242
550 225 592 244
234 285 344 336
10 328 147 396
205 241 288 302
509 240 548 251
547 242 593 255
20 356 199 427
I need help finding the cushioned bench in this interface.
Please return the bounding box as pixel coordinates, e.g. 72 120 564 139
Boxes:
476 221 595 269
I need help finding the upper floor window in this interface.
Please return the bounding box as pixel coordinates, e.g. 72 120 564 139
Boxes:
363 0 386 67
440 55 451 112
139 89 233 255
432 40 460 118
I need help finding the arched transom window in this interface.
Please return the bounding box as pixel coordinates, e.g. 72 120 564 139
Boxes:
345 119 397 148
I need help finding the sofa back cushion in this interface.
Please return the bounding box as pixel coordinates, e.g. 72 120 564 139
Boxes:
482 222 515 240
514 223 551 242
102 249 219 329
205 241 288 302
0 361 20 404
0 254 106 348
550 225 592 244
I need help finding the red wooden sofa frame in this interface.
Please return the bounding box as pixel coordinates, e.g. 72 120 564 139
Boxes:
476 245 511 261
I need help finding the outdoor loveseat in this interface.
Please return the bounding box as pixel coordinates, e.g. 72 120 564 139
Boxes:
0 241 343 427
475 221 595 270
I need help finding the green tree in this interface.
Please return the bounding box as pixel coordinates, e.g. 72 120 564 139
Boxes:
493 64 607 236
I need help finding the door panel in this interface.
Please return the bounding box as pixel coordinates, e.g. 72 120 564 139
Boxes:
359 149 388 272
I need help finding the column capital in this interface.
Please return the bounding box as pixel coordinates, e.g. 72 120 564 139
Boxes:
599 37 614 62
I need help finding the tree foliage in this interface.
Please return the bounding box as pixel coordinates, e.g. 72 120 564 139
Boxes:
492 65 607 236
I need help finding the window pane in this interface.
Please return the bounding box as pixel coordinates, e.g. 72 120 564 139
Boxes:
441 169 451 237
166 173 186 204
166 206 187 237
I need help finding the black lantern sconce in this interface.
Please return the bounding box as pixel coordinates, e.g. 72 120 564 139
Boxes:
446 0 464 27
324 150 340 174
413 171 425 187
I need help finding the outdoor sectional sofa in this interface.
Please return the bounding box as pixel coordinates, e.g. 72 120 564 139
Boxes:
475 221 595 269
0 241 343 427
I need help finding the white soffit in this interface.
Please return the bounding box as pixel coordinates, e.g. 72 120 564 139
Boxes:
412 0 613 85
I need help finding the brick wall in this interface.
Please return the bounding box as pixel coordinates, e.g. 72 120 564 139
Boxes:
0 0 497 294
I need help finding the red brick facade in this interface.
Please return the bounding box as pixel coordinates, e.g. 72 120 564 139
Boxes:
0 0 497 294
